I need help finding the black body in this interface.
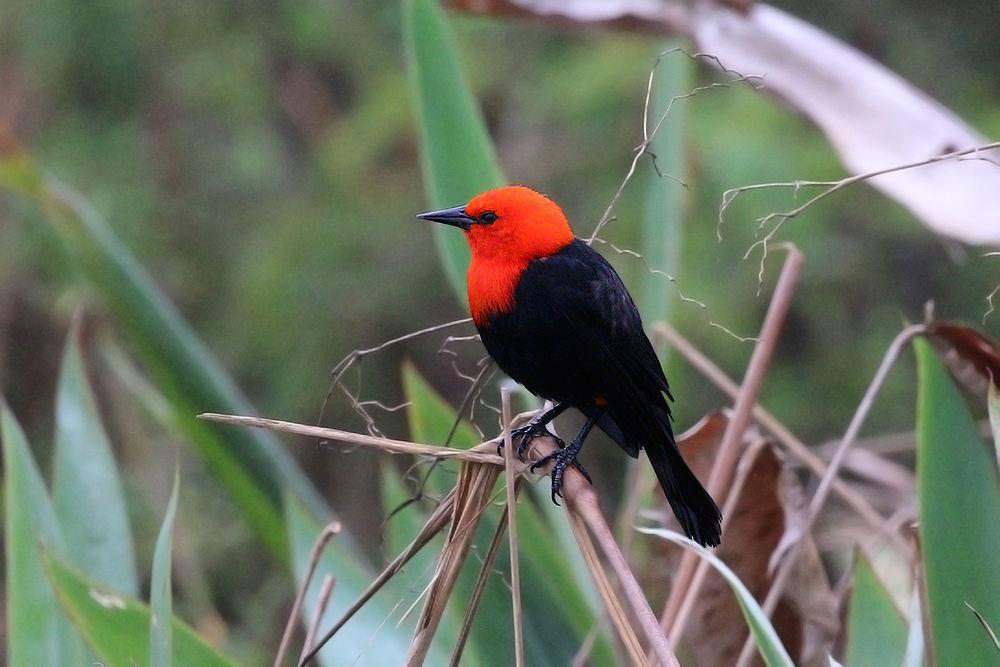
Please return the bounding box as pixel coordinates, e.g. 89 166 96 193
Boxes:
479 239 722 546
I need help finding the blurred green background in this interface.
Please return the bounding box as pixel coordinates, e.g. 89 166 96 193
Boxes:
1 0 998 662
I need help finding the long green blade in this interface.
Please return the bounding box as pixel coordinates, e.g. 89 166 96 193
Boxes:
639 43 688 331
844 553 908 667
404 0 504 303
0 149 331 561
638 527 795 667
150 470 180 667
915 339 1000 665
43 552 235 667
53 324 138 596
3 403 86 666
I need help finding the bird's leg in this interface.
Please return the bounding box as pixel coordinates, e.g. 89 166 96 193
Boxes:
531 407 602 504
496 402 569 461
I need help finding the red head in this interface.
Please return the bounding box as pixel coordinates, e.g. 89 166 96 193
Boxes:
417 186 574 263
417 186 575 324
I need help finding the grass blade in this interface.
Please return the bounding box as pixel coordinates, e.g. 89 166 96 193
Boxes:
844 553 907 667
2 402 86 666
639 43 688 330
150 469 180 667
914 339 1000 665
0 149 331 560
404 0 504 303
638 526 794 667
285 494 418 666
53 322 138 596
42 552 235 666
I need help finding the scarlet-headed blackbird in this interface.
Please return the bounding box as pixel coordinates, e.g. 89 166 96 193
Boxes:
418 185 721 546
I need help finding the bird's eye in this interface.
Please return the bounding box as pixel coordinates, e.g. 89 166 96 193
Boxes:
479 210 498 224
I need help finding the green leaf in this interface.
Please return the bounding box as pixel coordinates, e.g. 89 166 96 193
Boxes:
402 361 481 448
2 403 86 666
150 469 180 667
844 553 908 667
1 153 331 561
43 552 235 667
638 527 795 667
639 43 688 332
404 0 504 303
285 493 420 666
915 339 1000 665
52 324 138 596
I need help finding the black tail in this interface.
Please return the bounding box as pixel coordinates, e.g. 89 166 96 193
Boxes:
645 439 722 547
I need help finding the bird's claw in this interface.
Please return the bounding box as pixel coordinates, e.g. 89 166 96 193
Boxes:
529 440 591 505
496 419 560 461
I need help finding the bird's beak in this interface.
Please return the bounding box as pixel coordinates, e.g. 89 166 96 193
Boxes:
416 205 476 231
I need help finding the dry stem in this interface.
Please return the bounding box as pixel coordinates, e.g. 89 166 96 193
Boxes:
733 323 928 666
274 520 341 667
659 246 802 646
501 389 525 667
652 321 909 552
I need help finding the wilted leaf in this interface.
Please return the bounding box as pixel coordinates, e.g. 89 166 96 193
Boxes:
448 1 1000 245
915 339 1000 665
927 320 1000 394
693 5 1000 246
657 412 837 665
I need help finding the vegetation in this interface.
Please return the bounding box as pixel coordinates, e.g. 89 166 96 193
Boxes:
1 0 998 665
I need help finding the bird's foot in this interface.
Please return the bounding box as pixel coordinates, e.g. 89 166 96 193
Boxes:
496 418 562 461
530 439 591 505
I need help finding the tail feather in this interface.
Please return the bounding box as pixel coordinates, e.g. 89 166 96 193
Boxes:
645 439 722 547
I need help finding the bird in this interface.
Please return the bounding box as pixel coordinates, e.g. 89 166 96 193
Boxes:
417 185 722 547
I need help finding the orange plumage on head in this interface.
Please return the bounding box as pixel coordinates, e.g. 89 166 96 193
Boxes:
461 186 574 325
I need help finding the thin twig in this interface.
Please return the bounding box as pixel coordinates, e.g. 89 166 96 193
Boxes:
719 141 1000 289
274 520 342 667
652 322 909 551
449 503 512 666
299 575 336 664
659 246 803 645
198 413 506 466
299 492 455 666
501 389 526 667
733 324 928 667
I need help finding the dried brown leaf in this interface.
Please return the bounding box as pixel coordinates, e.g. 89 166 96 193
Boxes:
926 321 1000 393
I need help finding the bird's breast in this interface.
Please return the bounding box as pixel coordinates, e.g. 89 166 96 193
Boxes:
467 257 527 327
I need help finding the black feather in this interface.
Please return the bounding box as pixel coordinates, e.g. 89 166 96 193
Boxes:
478 239 722 546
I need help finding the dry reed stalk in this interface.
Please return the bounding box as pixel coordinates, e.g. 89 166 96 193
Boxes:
659 247 803 647
501 389 526 667
406 461 502 665
299 575 336 664
212 410 679 665
299 492 455 666
566 509 646 664
198 413 505 466
732 324 927 666
274 520 341 667
652 322 908 551
664 438 769 651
